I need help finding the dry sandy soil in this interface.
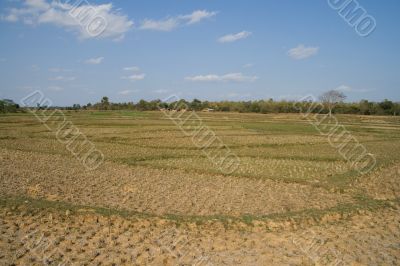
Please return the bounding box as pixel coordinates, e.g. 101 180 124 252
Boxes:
0 202 399 265
0 111 399 265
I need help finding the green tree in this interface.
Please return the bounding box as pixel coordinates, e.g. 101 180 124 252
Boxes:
190 99 202 111
100 96 110 110
379 99 394 115
0 99 19 113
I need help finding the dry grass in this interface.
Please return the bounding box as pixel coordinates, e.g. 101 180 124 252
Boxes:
0 111 399 264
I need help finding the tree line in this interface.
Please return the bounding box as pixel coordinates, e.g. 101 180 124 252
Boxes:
72 94 399 116
2 91 399 116
0 99 20 113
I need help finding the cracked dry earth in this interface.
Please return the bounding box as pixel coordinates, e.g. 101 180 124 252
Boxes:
1 112 400 265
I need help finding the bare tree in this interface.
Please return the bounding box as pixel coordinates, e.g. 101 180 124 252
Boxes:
319 90 346 116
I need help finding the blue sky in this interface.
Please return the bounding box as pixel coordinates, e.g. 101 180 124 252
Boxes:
0 0 399 106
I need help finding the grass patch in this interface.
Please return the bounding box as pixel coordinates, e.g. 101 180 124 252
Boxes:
0 194 395 228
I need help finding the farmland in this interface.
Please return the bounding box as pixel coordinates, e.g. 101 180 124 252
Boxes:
0 110 399 265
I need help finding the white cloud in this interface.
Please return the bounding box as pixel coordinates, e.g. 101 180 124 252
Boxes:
123 66 140 72
2 13 19 22
1 0 50 24
218 31 252 43
335 85 372 93
122 73 146 81
48 76 76 81
26 0 49 10
139 17 179 31
1 1 133 40
287 44 319 60
335 85 352 92
185 72 258 82
84 57 104 65
139 9 216 31
121 66 145 81
179 10 217 25
3 3 214 36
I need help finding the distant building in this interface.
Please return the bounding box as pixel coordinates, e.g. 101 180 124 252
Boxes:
202 108 215 112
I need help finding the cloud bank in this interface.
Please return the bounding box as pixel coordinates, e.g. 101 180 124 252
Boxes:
1 0 133 40
185 72 258 82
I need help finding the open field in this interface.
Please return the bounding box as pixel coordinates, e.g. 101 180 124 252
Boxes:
0 111 400 265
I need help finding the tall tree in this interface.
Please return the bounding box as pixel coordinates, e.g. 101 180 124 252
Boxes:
319 90 346 116
100 96 110 110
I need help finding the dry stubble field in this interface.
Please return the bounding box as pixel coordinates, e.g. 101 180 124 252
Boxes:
0 111 399 265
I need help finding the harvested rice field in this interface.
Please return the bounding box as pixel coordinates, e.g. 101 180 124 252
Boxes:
0 111 400 265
